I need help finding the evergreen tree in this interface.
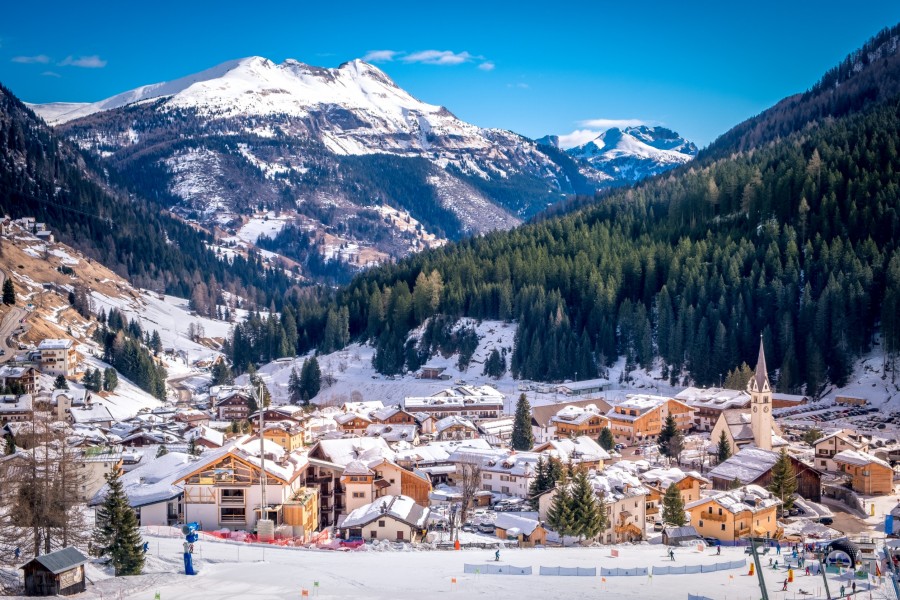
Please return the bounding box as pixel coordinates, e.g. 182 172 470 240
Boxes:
288 366 303 405
658 414 680 458
211 361 234 386
156 445 168 458
53 375 68 390
3 433 15 455
84 368 103 392
802 427 824 446
527 456 549 510
768 448 798 511
662 483 687 526
149 330 163 355
300 357 321 403
569 468 607 541
511 393 534 450
103 368 118 392
716 430 732 464
188 437 199 457
2 278 15 305
598 428 615 451
91 470 144 575
546 484 575 540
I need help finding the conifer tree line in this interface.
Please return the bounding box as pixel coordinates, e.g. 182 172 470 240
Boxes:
92 307 166 399
244 99 900 394
545 468 608 543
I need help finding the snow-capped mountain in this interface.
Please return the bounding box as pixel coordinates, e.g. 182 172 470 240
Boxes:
561 126 697 182
27 57 684 279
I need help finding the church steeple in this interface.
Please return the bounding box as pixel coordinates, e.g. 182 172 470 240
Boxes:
749 334 772 450
749 334 770 394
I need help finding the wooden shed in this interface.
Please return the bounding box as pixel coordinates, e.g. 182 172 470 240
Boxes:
21 547 89 596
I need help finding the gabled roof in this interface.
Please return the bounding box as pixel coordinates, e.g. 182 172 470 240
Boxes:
341 494 429 529
530 398 612 427
833 449 892 469
494 513 542 535
22 546 89 574
685 484 780 514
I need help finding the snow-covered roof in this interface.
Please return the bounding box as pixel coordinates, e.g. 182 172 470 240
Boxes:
369 406 405 422
435 415 477 433
815 430 866 450
537 436 611 463
616 394 672 412
0 365 36 378
342 400 385 413
556 378 610 392
365 423 418 442
549 404 609 426
68 402 114 424
0 394 32 413
91 450 204 508
530 398 612 427
676 387 750 410
186 425 225 447
582 463 650 501
641 466 709 488
394 439 491 465
833 449 891 469
708 447 781 483
38 338 73 350
313 437 394 466
494 513 541 535
686 484 781 514
335 412 371 426
341 494 429 530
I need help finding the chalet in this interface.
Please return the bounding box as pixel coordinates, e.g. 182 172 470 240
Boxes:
38 339 77 377
641 467 709 520
676 387 750 432
0 393 33 424
260 422 305 452
340 494 429 542
174 409 210 428
335 411 372 436
533 436 611 470
393 439 492 486
477 416 514 445
772 393 809 408
403 385 505 421
369 405 419 427
185 425 225 449
814 430 869 472
76 444 124 502
434 415 479 441
833 450 894 495
67 400 114 429
685 485 781 543
176 438 318 534
341 400 384 414
708 447 822 502
662 525 702 546
340 457 432 513
419 365 448 380
606 395 693 444
0 365 39 395
472 450 540 498
555 377 611 396
549 403 610 439
21 547 89 596
530 398 612 444
213 388 252 421
365 423 419 444
494 513 547 545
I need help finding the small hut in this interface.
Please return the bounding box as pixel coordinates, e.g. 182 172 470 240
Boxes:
662 525 702 546
21 547 89 596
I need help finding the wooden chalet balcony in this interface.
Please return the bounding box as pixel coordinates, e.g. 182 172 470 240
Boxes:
736 526 751 536
703 512 727 522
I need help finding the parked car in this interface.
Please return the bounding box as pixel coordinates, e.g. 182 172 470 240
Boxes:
615 443 626 451
818 517 834 526
461 523 475 532
477 522 496 534
652 522 664 532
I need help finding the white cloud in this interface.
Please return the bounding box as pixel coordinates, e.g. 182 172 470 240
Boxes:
59 55 107 68
12 55 50 64
578 118 647 130
478 61 495 71
41 71 61 78
557 129 606 149
403 50 474 65
363 49 400 63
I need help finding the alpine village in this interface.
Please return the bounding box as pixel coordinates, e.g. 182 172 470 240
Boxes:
1 7 900 600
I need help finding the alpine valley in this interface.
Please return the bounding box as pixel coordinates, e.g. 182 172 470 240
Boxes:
28 57 694 280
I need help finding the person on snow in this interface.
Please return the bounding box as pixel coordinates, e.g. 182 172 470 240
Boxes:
669 549 675 561
782 579 789 591
495 549 500 562
716 545 721 556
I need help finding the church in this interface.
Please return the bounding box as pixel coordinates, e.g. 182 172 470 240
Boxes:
709 337 787 455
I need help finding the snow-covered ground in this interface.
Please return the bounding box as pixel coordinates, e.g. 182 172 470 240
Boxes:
14 532 887 600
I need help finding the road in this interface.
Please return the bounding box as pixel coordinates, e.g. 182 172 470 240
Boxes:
0 268 26 363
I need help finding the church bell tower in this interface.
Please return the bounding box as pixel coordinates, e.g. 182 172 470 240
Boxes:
748 335 772 451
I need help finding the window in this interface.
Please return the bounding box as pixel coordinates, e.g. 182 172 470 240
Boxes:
721 524 726 531
370 530 377 538
484 474 492 480
352 492 365 499
220 507 245 523
718 508 722 516
699 520 704 527
378 520 386 528
220 489 245 505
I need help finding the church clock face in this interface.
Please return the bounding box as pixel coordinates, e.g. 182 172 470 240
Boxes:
752 406 757 413
763 406 769 413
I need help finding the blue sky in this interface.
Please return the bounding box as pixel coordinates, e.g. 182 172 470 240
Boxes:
2 1 899 147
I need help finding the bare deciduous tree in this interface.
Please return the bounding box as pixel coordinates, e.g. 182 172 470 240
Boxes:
454 453 483 527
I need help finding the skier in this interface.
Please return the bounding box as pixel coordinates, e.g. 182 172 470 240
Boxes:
840 585 845 597
782 579 789 591
669 549 675 561
495 549 500 562
805 566 811 576
716 545 721 556
776 544 781 555
852 581 856 594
